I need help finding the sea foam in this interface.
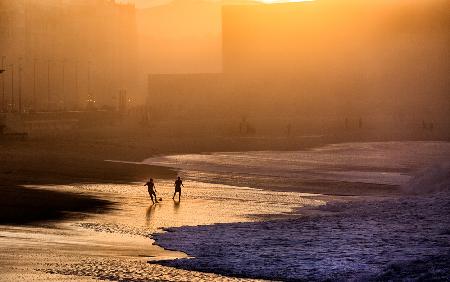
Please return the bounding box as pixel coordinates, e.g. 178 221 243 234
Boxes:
402 162 450 194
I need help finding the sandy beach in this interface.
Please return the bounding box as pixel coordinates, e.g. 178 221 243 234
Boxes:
0 132 327 281
0 171 323 281
1 134 449 281
0 182 285 281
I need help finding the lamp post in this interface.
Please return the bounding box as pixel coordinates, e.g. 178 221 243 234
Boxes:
18 57 23 113
0 68 4 113
75 60 78 110
87 60 91 98
62 59 66 110
33 59 37 111
1 56 5 112
9 64 14 113
47 59 51 111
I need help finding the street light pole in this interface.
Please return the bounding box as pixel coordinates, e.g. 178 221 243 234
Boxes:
10 64 14 113
75 60 78 110
18 57 22 113
88 60 91 98
47 59 50 111
62 59 66 110
1 56 5 112
33 58 37 111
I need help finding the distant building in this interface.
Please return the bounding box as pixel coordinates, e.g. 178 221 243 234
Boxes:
147 73 227 119
148 1 449 120
221 1 449 117
0 0 137 112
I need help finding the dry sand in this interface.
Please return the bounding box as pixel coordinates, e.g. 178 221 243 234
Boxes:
0 132 327 281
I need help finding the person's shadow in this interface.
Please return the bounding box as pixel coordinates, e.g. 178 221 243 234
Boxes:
173 200 180 214
146 205 157 225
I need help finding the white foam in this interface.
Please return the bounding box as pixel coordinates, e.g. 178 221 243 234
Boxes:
143 142 450 189
402 162 450 194
153 193 450 281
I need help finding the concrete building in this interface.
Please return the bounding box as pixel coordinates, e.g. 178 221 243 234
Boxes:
147 73 226 120
0 0 137 113
148 1 449 122
221 1 450 117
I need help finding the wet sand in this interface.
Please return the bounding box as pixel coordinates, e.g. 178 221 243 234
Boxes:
0 133 328 224
0 128 333 280
0 180 325 281
0 185 112 225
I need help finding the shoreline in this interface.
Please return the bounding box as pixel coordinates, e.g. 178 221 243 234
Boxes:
151 192 450 281
1 179 318 281
1 136 449 280
0 133 333 226
0 132 331 280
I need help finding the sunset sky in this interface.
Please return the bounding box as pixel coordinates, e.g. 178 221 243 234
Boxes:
133 0 309 8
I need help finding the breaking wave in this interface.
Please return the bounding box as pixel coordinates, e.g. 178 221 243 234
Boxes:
402 162 450 194
153 194 450 281
148 142 450 280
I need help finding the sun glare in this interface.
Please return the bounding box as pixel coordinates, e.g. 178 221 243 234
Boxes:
258 0 313 3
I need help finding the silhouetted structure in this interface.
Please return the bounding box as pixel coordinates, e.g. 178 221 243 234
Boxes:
0 0 137 112
147 1 449 127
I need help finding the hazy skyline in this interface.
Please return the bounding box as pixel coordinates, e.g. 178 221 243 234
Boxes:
1 0 449 281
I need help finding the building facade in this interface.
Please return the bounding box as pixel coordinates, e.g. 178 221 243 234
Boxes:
0 0 137 112
148 1 449 121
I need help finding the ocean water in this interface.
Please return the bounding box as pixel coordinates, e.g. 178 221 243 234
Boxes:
143 142 450 281
144 141 450 195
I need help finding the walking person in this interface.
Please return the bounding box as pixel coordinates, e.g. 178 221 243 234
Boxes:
172 176 184 201
144 178 158 204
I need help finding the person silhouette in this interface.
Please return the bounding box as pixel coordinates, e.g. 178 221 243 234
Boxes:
144 178 158 204
172 176 184 201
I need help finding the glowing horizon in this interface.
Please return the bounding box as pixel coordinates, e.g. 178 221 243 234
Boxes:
257 0 313 3
133 0 314 9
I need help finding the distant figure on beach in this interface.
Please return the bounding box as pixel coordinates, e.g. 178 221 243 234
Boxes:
422 120 435 131
144 178 158 204
172 176 184 201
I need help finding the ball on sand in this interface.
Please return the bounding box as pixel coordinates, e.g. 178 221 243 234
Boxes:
159 198 163 201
